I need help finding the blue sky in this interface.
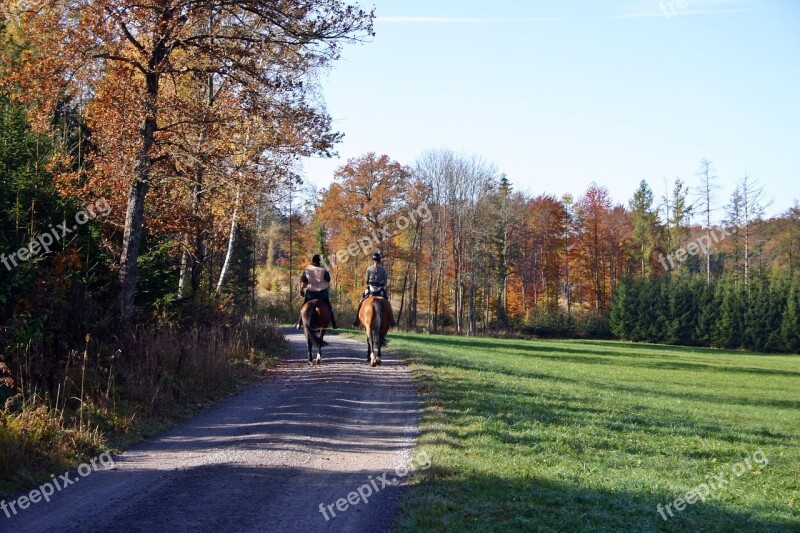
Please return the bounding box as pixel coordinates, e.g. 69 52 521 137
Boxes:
302 0 800 220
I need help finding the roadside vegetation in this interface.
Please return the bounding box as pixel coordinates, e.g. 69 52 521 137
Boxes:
0 316 286 497
392 332 800 532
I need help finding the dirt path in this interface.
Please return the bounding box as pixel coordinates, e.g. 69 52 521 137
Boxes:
3 329 418 533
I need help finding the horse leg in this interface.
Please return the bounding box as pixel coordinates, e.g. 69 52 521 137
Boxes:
307 334 313 366
317 329 324 365
369 333 378 367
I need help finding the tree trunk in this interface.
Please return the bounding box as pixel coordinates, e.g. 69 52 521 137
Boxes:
178 238 188 297
117 161 151 323
118 71 159 326
216 187 240 294
409 261 419 329
190 165 205 295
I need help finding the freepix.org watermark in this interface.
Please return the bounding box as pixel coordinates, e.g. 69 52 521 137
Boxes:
321 203 431 270
657 222 745 271
2 451 115 518
1 197 111 272
318 450 431 522
656 448 768 521
659 0 699 18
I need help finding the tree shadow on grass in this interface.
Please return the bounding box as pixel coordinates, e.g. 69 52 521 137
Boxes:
412 356 800 415
395 335 800 378
397 467 799 532
426 379 797 448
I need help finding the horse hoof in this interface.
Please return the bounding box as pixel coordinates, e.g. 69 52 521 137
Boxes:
316 355 322 365
376 359 382 366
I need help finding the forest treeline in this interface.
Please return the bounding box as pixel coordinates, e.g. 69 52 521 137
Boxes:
261 150 800 352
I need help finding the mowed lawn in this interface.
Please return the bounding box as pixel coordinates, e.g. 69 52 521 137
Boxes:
389 333 800 532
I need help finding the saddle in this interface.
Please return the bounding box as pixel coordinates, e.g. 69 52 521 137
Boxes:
365 284 387 299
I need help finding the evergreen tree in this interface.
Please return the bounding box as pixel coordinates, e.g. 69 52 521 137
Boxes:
669 178 693 256
695 282 718 345
631 278 652 342
629 180 660 276
609 276 631 339
0 95 64 318
669 276 698 345
744 281 768 351
650 277 670 343
764 280 788 352
781 280 800 353
714 278 744 348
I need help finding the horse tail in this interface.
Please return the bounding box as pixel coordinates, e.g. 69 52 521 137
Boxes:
374 299 388 348
303 300 328 347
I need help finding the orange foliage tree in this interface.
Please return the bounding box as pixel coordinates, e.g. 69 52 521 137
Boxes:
1 0 373 332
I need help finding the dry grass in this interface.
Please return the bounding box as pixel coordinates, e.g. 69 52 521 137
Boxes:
0 317 287 497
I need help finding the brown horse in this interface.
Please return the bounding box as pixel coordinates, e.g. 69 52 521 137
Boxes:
301 299 332 366
358 295 393 367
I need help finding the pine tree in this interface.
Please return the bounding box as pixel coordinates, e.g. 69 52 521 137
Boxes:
650 278 670 343
631 278 652 342
695 282 718 345
764 280 788 352
781 280 800 353
629 180 659 277
609 276 632 339
669 276 698 345
744 281 768 351
715 278 744 349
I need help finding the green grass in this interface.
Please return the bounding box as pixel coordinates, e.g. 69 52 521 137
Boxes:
390 333 800 532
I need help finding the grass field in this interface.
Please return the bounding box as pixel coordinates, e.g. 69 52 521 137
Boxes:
388 333 800 532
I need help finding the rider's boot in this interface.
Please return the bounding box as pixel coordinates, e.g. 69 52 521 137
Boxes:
329 305 338 329
352 297 364 328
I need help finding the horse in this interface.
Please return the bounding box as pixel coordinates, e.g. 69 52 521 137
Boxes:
357 295 393 367
301 298 332 366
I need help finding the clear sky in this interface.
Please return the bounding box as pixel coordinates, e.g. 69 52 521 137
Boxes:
302 0 800 221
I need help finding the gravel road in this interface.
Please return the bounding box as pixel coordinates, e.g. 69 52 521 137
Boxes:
3 329 418 533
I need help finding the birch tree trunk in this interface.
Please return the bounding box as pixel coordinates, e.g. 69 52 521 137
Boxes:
216 187 241 294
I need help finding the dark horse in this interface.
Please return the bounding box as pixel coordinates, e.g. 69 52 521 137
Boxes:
301 299 332 366
357 295 393 367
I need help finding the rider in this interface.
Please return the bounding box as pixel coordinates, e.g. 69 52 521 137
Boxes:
296 254 337 329
353 252 394 327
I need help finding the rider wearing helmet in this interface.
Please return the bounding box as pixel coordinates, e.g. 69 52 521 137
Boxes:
296 254 337 329
353 252 392 327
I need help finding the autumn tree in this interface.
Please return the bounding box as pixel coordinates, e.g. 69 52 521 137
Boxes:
576 184 614 312
317 153 409 303
2 0 373 332
524 195 568 313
